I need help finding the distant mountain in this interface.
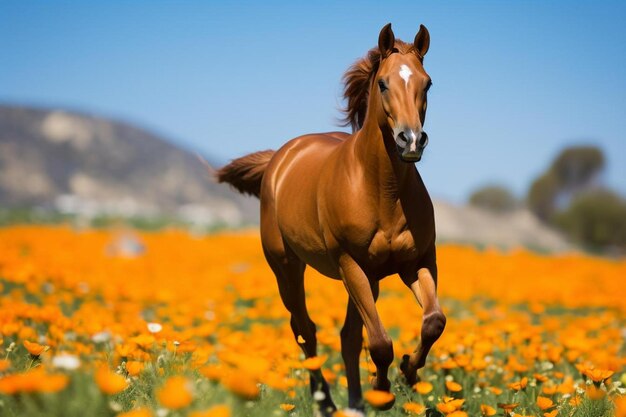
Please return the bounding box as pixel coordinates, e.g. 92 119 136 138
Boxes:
0 104 258 226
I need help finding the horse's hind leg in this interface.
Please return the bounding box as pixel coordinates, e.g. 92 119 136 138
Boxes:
399 256 446 385
262 244 336 416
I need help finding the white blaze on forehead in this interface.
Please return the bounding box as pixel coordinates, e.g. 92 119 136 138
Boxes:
399 64 413 87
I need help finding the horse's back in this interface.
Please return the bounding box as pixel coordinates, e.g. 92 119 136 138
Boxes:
263 132 347 201
259 132 348 277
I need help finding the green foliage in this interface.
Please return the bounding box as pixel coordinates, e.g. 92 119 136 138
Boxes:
551 146 604 189
555 189 626 251
526 145 626 251
527 145 605 222
468 184 518 213
528 172 561 221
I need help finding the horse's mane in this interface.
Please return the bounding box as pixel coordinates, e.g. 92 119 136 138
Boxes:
341 40 414 132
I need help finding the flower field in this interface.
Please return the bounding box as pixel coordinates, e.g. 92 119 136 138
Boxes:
0 226 625 417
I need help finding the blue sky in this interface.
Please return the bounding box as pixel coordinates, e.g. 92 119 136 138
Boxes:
1 1 625 202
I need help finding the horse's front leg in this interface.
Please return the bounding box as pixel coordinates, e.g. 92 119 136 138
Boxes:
339 255 394 409
340 281 379 412
400 266 447 385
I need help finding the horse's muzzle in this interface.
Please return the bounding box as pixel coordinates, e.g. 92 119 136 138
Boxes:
398 131 428 163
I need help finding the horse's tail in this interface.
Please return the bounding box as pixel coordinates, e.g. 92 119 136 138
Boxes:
215 150 275 198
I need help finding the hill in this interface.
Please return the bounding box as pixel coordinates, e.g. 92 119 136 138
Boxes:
0 104 257 226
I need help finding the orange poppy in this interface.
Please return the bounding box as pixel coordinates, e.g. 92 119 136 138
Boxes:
23 340 47 356
403 402 426 414
414 381 433 394
480 404 497 416
95 367 128 395
157 376 194 409
363 390 395 409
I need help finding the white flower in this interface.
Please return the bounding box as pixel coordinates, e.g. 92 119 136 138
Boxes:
108 401 122 412
92 331 111 343
52 354 81 370
313 391 326 401
147 322 163 333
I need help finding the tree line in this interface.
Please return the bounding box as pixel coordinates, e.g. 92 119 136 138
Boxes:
469 146 626 252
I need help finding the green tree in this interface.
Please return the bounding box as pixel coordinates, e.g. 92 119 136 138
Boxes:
469 185 517 213
555 189 626 251
527 145 605 221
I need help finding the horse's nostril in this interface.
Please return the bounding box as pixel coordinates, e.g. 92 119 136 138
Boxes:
398 132 407 144
419 132 429 147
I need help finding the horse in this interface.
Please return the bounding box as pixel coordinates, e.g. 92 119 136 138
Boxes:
217 23 446 415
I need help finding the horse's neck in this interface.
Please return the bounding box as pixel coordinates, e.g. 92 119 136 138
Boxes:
349 122 415 204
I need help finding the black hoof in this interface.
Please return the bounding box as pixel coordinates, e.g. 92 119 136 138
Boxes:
401 354 418 385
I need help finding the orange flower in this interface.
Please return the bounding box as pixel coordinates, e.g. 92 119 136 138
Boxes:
0 369 68 394
414 381 433 394
536 396 554 410
157 376 194 409
301 356 326 371
188 405 230 417
446 380 463 392
507 377 528 391
199 364 223 381
437 398 465 414
363 390 395 409
497 403 519 412
448 412 468 417
116 409 153 417
279 403 295 412
585 385 606 400
542 384 557 395
543 411 558 417
480 404 497 416
131 334 156 349
582 368 614 383
569 396 582 406
23 340 47 356
95 367 128 395
614 395 626 417
221 371 259 400
125 361 144 377
403 402 426 414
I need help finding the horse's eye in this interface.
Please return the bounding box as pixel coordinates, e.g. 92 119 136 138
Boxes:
378 79 388 92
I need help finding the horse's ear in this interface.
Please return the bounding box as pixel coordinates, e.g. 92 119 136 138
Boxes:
378 23 395 58
414 24 430 59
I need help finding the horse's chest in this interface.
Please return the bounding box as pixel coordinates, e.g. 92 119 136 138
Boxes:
368 229 418 265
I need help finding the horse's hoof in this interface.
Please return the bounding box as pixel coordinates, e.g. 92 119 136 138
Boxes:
400 354 418 386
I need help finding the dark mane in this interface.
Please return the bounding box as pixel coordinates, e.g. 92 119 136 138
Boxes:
340 40 414 131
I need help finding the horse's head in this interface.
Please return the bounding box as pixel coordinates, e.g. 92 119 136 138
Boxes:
375 23 431 162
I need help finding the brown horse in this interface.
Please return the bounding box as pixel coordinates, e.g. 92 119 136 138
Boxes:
217 23 446 415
